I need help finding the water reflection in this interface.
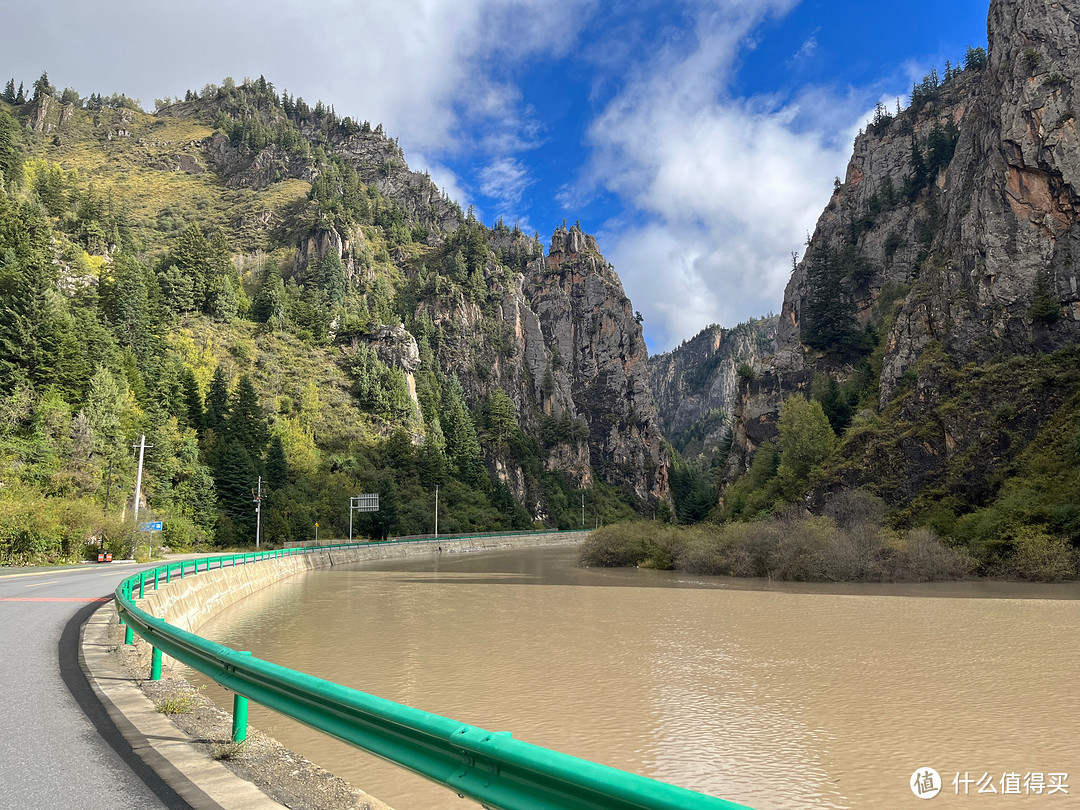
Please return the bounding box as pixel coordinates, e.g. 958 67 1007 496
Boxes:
189 547 1080 809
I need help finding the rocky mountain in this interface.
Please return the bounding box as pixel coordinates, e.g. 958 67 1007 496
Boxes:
718 0 1080 540
0 74 668 556
648 318 777 462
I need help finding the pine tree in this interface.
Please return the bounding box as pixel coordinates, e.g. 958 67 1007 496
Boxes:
319 251 346 305
85 365 127 454
179 366 203 430
225 374 269 454
265 434 289 490
0 201 67 394
214 438 258 539
1 79 15 104
32 71 55 103
250 265 284 325
803 245 860 354
203 367 230 432
443 376 485 486
0 107 22 190
166 224 214 312
100 252 153 357
15 82 26 105
964 46 988 72
485 387 518 449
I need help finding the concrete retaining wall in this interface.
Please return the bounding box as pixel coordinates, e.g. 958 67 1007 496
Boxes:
140 532 587 637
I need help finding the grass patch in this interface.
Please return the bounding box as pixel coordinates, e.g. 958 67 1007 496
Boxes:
211 741 248 761
156 687 204 715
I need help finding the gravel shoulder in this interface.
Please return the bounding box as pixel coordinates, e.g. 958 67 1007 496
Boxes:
86 602 394 810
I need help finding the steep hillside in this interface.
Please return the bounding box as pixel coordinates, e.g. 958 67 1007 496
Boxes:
715 0 1080 576
0 75 666 562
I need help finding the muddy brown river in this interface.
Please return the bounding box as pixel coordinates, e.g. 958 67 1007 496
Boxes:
189 545 1080 808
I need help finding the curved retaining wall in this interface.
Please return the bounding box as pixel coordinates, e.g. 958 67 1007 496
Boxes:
140 532 587 638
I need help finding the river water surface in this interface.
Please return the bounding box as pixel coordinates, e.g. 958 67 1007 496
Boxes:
189 545 1080 809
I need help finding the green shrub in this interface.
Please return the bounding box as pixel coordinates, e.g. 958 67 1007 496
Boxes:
1010 526 1078 581
584 509 974 582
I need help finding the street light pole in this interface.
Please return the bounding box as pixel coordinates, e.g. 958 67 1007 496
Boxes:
581 491 585 528
434 484 439 538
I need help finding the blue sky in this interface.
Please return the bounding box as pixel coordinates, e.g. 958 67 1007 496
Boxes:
4 0 988 351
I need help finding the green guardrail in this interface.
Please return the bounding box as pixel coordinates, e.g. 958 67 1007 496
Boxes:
114 533 751 810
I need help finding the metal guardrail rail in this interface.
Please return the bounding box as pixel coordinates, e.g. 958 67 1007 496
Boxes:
114 534 752 810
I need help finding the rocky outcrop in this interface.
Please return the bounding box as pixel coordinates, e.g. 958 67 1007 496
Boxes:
292 225 369 286
409 225 670 504
524 225 670 502
330 129 461 234
204 133 315 189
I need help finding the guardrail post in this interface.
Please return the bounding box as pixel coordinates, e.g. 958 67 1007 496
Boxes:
124 625 134 645
231 651 253 743
166 565 172 584
151 646 162 681
138 572 145 598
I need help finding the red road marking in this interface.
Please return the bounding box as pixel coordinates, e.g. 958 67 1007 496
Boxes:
0 597 111 602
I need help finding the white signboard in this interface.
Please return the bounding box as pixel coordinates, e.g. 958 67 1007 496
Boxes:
353 493 379 512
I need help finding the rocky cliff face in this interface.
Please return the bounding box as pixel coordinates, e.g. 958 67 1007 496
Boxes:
524 225 670 502
289 213 669 508
411 223 670 505
649 318 777 461
726 0 1080 501
879 0 1080 396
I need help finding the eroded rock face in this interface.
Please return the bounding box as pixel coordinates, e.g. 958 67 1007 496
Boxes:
204 133 315 189
727 0 1080 492
879 0 1080 397
330 129 461 233
524 225 670 503
380 224 669 506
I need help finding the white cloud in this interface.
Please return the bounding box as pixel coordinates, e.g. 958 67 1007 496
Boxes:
787 27 822 67
479 157 532 207
581 1 863 350
5 0 590 175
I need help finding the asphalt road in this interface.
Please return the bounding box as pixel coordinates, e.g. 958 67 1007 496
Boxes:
0 561 191 810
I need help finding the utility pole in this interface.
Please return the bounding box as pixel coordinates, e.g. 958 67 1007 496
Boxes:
132 435 151 523
103 459 113 518
581 491 585 528
434 484 439 538
253 476 262 549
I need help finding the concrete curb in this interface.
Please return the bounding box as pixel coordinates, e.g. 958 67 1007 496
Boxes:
80 601 286 809
79 534 587 809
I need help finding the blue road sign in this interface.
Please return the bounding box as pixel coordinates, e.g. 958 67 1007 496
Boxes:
139 521 163 532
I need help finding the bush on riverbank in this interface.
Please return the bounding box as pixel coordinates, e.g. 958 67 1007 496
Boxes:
580 493 977 582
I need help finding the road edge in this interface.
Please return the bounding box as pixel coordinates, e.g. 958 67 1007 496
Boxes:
80 600 287 809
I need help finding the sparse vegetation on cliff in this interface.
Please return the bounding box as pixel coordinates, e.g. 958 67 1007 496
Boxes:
0 73 664 563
